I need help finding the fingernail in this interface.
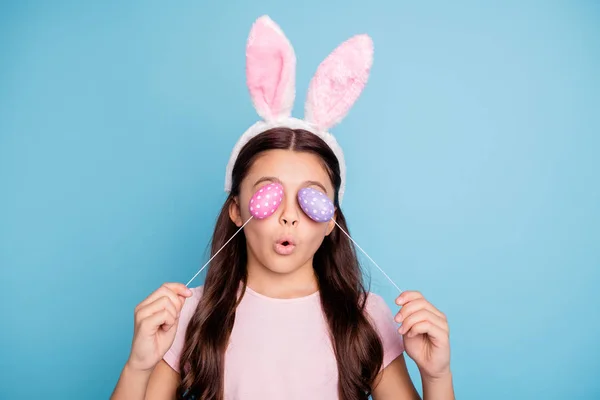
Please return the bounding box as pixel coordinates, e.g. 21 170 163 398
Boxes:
186 288 193 296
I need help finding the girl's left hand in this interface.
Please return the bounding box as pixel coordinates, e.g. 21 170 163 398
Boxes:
395 290 451 380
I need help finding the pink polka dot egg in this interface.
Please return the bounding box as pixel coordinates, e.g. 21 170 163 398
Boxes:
249 182 284 219
298 187 335 222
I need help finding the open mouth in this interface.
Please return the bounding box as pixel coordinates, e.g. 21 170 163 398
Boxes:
274 238 296 255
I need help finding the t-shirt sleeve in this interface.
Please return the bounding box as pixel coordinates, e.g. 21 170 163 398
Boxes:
162 286 203 373
365 292 405 371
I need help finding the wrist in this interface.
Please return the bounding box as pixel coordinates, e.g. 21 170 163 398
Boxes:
421 369 454 400
124 359 155 377
111 360 154 400
421 368 452 384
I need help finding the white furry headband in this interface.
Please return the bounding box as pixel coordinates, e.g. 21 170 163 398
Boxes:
224 15 374 205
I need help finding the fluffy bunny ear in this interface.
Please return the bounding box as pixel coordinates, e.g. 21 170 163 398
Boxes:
304 34 373 131
246 15 296 122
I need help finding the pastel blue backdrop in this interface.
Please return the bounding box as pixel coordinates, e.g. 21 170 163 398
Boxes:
1 1 598 399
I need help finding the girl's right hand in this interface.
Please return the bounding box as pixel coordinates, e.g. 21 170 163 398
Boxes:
126 283 194 372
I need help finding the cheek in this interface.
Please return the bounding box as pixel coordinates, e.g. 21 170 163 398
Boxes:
239 200 251 220
244 218 275 248
300 218 329 247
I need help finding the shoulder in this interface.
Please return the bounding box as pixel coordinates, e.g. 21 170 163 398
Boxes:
364 291 395 323
365 291 388 310
189 285 205 298
179 285 204 320
364 291 405 370
188 285 205 302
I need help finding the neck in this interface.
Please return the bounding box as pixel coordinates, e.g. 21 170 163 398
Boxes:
246 257 319 299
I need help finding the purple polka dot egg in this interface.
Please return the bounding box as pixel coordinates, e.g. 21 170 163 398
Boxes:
297 187 334 222
249 182 284 219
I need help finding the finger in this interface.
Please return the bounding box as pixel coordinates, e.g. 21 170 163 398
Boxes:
137 284 191 311
137 288 182 316
155 283 193 305
162 282 193 298
140 309 177 335
404 320 450 345
395 290 424 306
395 298 445 323
139 283 192 307
136 296 179 325
398 309 448 336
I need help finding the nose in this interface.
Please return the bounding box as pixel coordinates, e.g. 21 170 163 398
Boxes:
279 191 300 227
281 215 298 226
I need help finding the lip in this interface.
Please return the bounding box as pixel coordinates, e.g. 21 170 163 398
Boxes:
274 236 296 256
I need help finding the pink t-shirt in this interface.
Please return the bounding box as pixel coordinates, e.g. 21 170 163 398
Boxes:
163 285 404 399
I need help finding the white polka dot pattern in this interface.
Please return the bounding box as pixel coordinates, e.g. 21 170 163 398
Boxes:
248 184 334 222
249 182 284 219
297 187 334 222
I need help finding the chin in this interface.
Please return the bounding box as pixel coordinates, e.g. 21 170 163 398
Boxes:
263 258 303 275
260 250 312 275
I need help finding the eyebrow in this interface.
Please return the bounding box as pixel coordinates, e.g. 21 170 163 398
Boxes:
253 176 329 194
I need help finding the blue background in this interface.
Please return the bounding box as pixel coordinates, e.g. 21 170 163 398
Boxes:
1 1 599 399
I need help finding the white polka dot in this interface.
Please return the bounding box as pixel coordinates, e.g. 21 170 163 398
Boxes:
266 194 270 199
321 198 326 202
321 211 325 214
260 189 263 192
256 204 261 208
313 198 317 202
268 187 272 190
304 200 307 203
257 196 261 199
251 199 254 203
250 207 254 211
313 209 317 213
264 211 267 215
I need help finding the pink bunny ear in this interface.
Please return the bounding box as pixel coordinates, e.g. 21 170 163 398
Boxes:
246 15 296 122
305 34 373 131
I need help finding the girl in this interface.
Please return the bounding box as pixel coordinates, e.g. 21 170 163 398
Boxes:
112 16 454 400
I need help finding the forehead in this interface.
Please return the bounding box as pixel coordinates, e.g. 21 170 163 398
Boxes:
246 149 332 189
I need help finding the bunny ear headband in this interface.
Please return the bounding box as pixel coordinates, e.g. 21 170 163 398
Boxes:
187 16 402 293
224 15 374 205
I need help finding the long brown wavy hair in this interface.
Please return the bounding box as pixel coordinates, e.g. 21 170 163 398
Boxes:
176 127 384 399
